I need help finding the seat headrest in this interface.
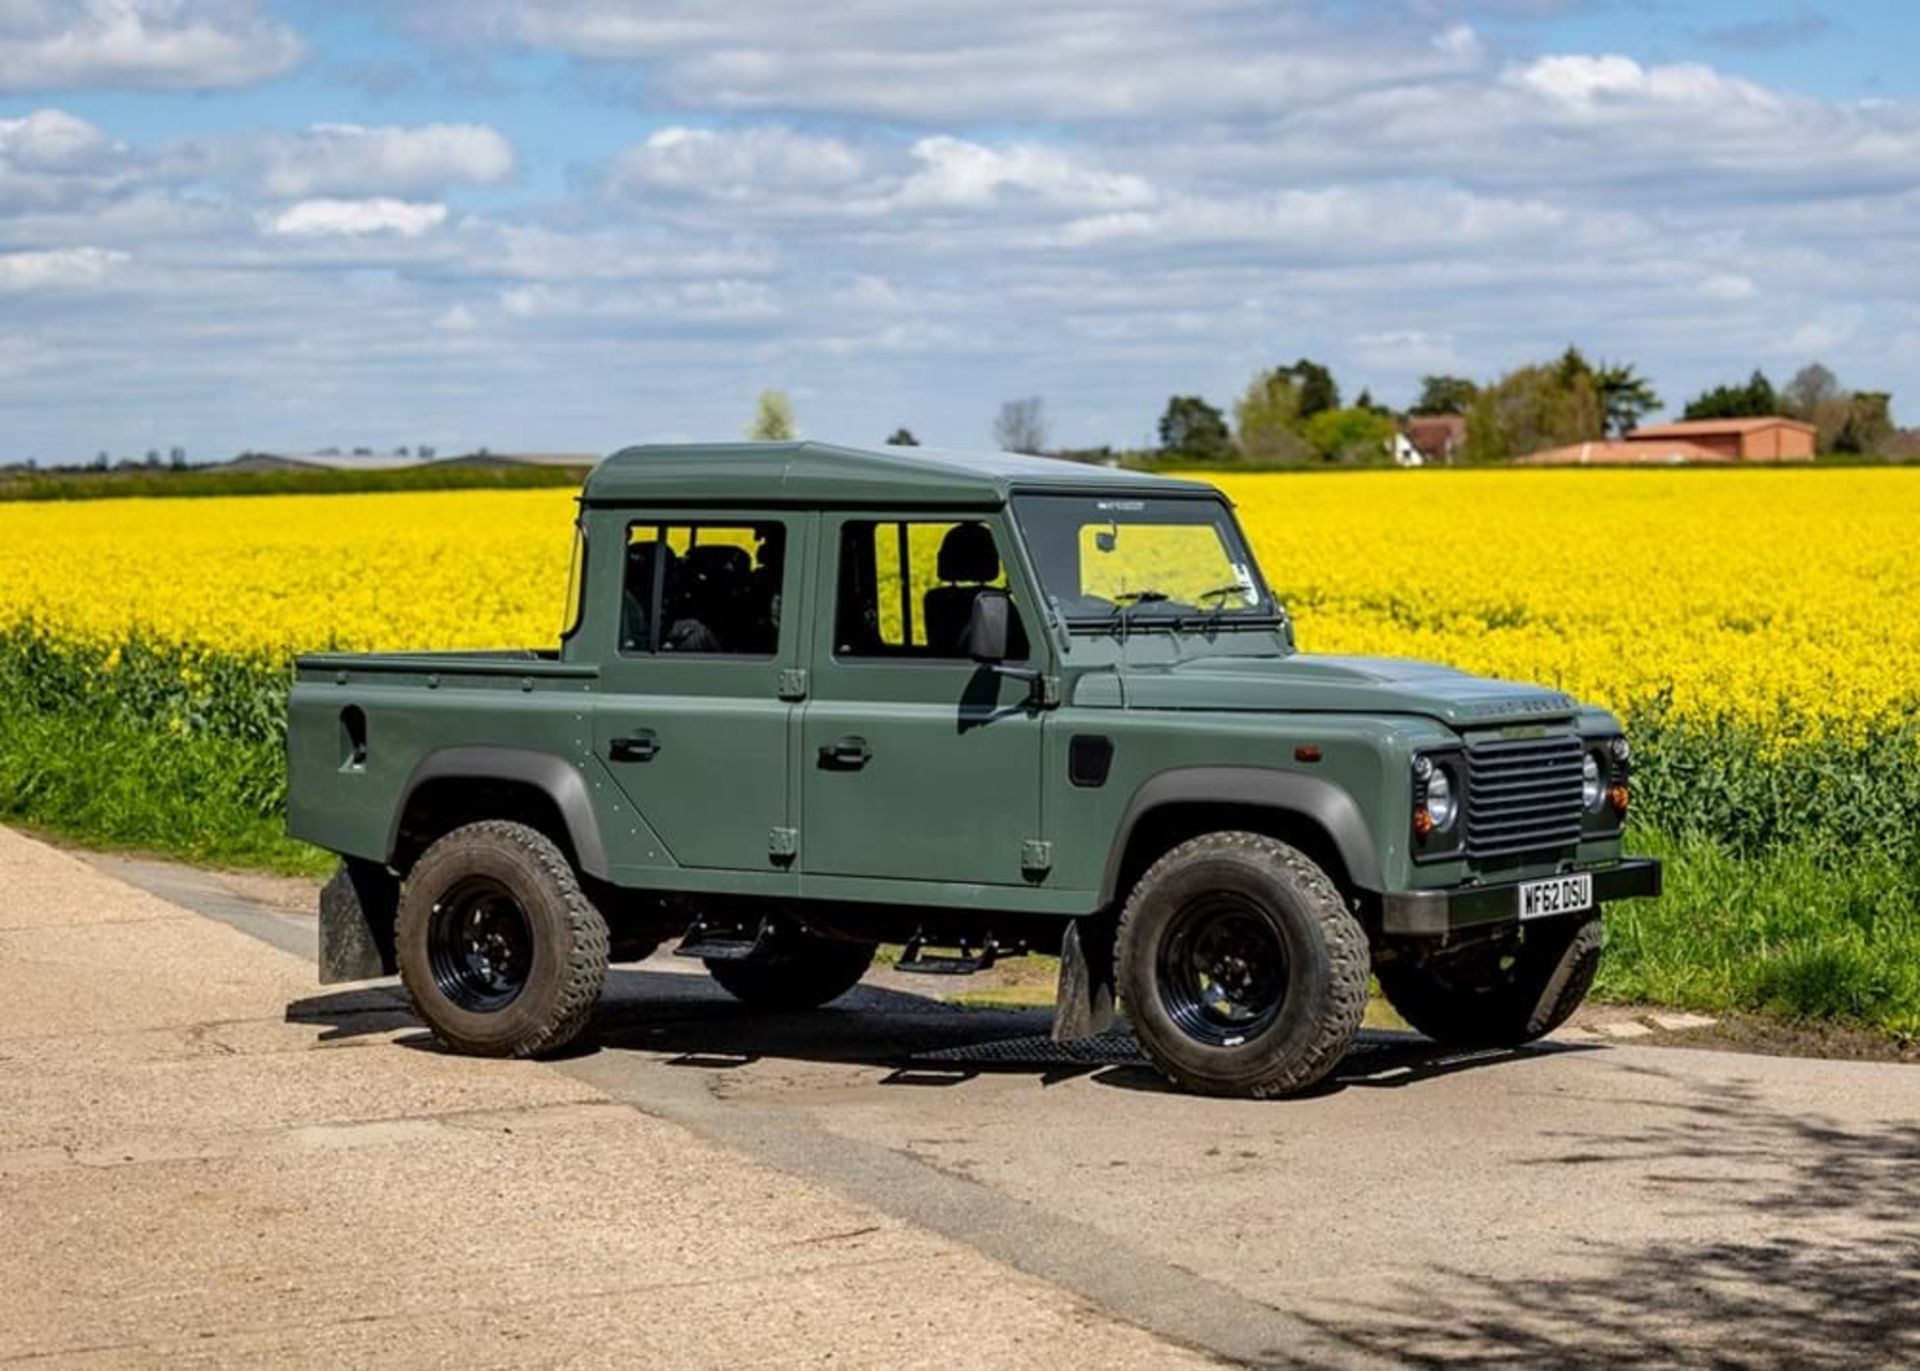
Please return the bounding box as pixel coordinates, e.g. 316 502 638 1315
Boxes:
937 522 1000 583
627 539 676 570
685 544 752 582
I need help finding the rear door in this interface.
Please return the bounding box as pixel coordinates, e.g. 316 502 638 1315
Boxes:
799 512 1046 887
592 511 805 873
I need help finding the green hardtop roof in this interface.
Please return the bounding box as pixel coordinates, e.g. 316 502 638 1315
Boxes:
580 440 1214 507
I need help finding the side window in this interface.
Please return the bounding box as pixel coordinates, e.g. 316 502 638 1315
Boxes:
834 519 1029 660
621 521 784 656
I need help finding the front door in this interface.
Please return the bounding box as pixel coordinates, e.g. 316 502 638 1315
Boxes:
593 511 802 873
800 513 1045 887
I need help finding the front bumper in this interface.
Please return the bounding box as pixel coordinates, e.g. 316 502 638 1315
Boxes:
1380 858 1662 938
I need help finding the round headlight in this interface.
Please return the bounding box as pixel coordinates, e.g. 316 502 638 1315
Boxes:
1582 753 1605 812
1424 766 1457 831
1609 736 1631 764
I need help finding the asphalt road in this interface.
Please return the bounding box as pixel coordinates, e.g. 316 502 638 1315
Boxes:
12 832 1919 1367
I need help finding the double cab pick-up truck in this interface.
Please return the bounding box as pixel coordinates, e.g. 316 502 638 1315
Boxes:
289 440 1660 1098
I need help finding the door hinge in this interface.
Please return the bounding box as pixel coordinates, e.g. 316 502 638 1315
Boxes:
768 826 799 861
777 668 809 701
1039 676 1063 708
1020 839 1053 875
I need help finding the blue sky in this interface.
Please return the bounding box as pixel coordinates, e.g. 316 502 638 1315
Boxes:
3 1 1917 461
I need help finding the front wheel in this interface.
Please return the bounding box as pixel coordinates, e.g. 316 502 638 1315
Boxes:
1117 832 1369 1098
704 934 876 1010
1377 913 1603 1047
395 821 609 1058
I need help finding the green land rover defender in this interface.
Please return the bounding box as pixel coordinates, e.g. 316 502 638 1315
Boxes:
288 441 1659 1098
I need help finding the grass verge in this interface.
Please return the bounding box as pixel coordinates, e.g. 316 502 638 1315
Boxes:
0 625 1913 1037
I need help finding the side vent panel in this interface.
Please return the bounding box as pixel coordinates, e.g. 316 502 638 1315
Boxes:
1068 734 1115 789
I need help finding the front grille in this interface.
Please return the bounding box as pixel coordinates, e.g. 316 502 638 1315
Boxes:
1464 734 1586 860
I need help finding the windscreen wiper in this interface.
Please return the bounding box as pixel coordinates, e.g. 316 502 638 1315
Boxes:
1108 589 1168 643
1184 582 1255 632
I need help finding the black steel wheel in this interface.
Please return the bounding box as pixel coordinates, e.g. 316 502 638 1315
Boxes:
1118 832 1368 1098
1156 895 1288 1047
426 875 535 1013
396 821 609 1058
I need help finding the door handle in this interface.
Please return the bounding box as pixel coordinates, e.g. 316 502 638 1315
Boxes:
818 735 871 770
609 729 660 763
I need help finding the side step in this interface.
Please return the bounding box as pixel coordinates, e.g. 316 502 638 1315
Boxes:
895 934 1016 977
674 917 770 963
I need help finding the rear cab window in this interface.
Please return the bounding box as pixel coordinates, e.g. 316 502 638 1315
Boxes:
620 521 786 657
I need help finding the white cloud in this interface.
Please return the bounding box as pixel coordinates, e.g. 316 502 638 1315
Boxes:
7 7 1920 461
264 198 449 237
0 107 132 210
261 123 514 197
1052 185 1571 254
0 0 305 92
1699 273 1757 302
896 137 1153 212
0 245 128 289
610 126 864 199
1508 54 1779 114
0 108 114 164
413 0 1482 121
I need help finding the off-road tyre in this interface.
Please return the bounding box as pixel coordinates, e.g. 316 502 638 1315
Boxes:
704 935 877 1010
1117 832 1369 1098
1378 912 1604 1048
395 820 609 1058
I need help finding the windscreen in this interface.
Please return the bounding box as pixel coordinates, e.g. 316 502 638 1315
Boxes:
1012 494 1274 625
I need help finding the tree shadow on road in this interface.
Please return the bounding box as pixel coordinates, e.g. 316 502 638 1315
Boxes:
1279 1069 1920 1368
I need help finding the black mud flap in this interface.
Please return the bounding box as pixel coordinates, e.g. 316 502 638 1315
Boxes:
318 860 399 984
1051 917 1116 1041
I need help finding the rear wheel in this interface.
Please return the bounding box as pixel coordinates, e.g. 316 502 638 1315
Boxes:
1378 913 1603 1047
395 821 609 1057
704 934 876 1010
1117 832 1368 1098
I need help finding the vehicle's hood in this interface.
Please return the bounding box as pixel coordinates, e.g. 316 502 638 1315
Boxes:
1070 653 1578 728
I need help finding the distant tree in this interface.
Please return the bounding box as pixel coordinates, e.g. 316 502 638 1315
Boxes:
1304 407 1397 464
419 444 436 459
1595 361 1662 437
1275 358 1340 420
1233 369 1310 465
748 389 797 442
1157 395 1234 464
394 445 411 457
993 397 1048 454
168 446 186 470
1463 360 1605 463
886 428 919 446
1684 369 1778 421
143 448 161 468
1837 391 1894 455
1412 375 1479 415
92 450 109 470
1782 362 1841 418
352 446 373 456
1782 363 1851 450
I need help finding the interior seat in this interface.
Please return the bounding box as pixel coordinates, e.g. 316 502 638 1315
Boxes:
672 544 754 651
923 523 1026 657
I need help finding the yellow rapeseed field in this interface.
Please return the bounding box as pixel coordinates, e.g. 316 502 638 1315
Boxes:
2 469 1915 733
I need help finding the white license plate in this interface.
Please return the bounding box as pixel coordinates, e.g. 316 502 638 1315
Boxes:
1518 874 1593 920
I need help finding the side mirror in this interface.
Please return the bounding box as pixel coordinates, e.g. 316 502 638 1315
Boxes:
966 590 1011 663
